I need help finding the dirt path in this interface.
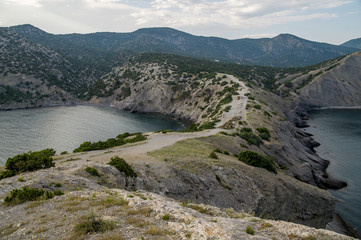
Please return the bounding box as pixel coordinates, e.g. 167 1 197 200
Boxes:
217 74 249 127
59 75 248 164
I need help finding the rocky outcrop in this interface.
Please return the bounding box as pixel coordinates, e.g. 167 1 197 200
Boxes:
296 51 361 108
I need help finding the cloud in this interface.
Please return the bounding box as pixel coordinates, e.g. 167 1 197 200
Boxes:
0 0 355 40
129 0 347 29
2 0 43 7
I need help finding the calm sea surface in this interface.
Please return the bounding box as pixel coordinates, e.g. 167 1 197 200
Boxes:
306 109 361 232
0 105 184 164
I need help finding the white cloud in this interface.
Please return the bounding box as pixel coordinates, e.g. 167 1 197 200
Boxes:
2 0 43 7
128 0 348 29
0 0 357 43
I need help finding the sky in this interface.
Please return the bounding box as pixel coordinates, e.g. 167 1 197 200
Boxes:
0 0 360 45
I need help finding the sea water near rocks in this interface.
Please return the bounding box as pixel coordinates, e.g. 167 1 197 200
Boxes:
306 109 361 233
0 105 184 164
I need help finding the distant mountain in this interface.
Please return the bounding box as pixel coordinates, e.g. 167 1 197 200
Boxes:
341 38 361 49
7 24 358 68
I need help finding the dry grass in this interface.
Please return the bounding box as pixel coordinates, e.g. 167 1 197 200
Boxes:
127 207 153 217
126 217 151 228
145 226 175 236
96 232 124 240
0 224 21 237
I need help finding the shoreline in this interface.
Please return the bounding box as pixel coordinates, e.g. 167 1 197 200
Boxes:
304 108 360 238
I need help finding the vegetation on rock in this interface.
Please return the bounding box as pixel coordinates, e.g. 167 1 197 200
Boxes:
238 150 277 174
4 187 64 205
239 128 262 146
85 167 101 177
73 132 146 152
108 156 137 178
0 149 55 179
256 127 271 141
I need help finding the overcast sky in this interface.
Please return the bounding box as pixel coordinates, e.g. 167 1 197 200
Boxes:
0 0 360 44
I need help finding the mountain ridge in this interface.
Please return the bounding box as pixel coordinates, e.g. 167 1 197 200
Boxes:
6 24 359 67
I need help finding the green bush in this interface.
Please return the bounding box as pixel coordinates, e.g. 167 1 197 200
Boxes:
75 211 115 234
3 149 55 177
238 151 277 173
254 104 262 110
183 123 199 132
85 167 101 177
209 151 218 159
108 156 137 178
257 127 271 141
162 214 171 220
73 133 146 152
239 128 262 146
0 170 15 180
246 226 255 235
4 187 64 205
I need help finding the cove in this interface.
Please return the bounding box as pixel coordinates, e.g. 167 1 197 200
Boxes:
305 109 361 234
0 105 184 165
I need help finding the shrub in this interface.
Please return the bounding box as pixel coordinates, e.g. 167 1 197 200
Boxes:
0 170 15 180
246 226 255 235
74 211 115 234
4 187 64 205
4 149 55 176
254 104 262 110
238 151 277 173
54 183 62 188
257 127 271 141
162 214 171 220
108 156 137 177
85 167 101 177
183 123 199 132
209 151 218 159
263 111 272 117
73 133 146 152
239 128 262 146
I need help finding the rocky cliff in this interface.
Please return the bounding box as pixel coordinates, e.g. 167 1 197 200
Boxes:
0 131 354 240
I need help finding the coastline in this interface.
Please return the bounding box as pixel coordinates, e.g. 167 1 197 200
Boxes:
0 98 357 237
302 107 360 238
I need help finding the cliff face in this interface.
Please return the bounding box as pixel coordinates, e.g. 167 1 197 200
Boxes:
88 62 244 124
296 51 361 107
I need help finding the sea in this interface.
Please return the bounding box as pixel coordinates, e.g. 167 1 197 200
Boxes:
0 105 184 164
306 109 361 233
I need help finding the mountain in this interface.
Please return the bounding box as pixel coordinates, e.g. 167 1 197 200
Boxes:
287 51 361 108
341 37 361 49
8 24 358 67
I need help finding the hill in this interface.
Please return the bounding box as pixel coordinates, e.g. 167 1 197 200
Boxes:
341 37 361 49
8 24 358 68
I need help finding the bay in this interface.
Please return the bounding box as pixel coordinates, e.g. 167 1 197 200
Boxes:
306 109 361 233
0 105 184 164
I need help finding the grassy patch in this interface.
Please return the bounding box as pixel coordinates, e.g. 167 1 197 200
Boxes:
246 226 255 235
74 211 116 235
161 214 171 220
127 207 153 217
